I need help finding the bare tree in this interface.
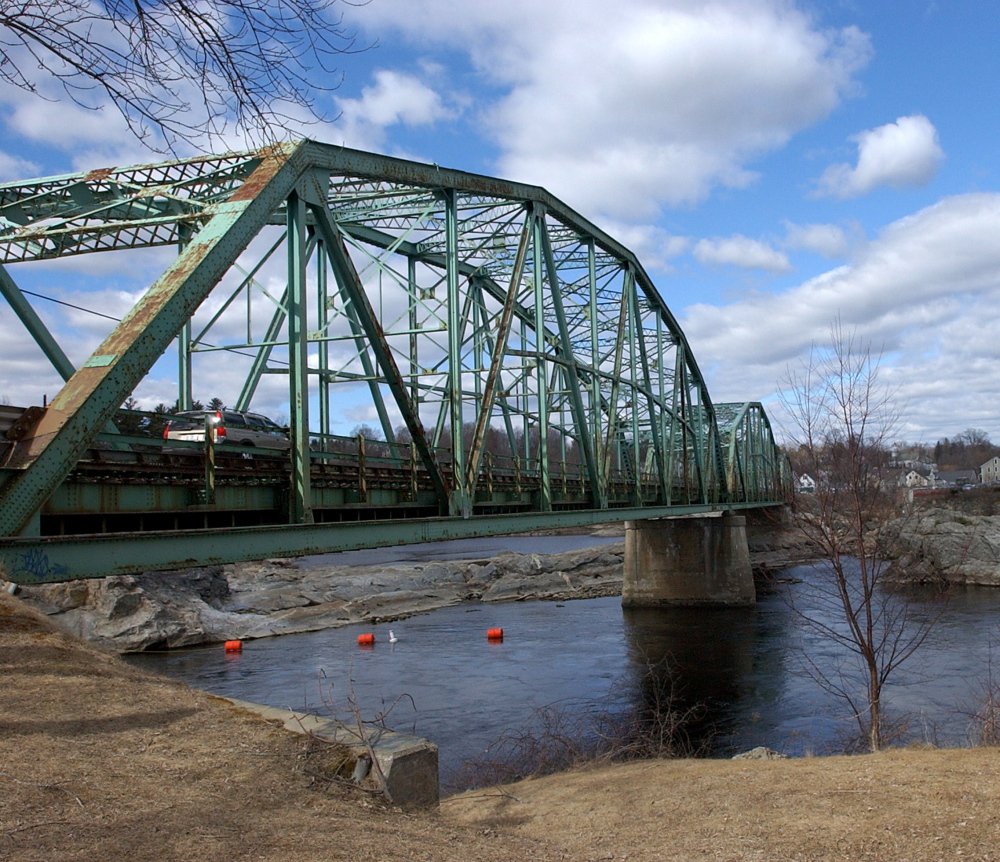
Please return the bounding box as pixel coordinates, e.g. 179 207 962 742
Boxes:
781 321 934 751
0 0 368 150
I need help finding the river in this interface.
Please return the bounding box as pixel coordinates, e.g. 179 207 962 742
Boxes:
127 536 1000 792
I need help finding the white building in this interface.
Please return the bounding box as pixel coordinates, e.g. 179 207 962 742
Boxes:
981 456 1000 485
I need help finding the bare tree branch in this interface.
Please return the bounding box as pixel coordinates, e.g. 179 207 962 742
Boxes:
780 320 939 751
0 0 372 151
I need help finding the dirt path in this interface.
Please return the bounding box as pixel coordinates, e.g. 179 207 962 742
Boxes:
4 591 1000 861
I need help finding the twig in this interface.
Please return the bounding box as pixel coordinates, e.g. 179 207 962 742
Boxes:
0 772 84 807
4 819 74 837
440 789 522 804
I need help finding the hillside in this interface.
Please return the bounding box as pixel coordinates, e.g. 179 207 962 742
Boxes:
3 591 1000 861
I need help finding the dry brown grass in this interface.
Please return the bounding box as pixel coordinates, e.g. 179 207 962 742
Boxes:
4 591 1000 861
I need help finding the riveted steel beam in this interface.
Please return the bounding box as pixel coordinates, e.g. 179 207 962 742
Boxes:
0 142 303 536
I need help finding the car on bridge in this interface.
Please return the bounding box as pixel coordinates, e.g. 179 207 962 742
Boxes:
163 410 290 451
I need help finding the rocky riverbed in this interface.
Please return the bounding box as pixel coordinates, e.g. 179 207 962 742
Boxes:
10 523 817 653
13 543 628 652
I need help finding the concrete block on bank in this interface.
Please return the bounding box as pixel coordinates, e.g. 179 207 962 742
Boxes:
221 697 439 809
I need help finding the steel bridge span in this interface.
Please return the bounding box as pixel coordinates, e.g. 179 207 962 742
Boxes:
0 141 789 583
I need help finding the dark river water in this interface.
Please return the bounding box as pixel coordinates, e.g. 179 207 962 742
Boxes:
127 536 1000 793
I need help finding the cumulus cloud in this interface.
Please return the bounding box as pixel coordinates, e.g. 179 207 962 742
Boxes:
681 193 1000 438
599 220 690 272
354 0 872 219
693 235 791 272
817 114 944 198
0 149 39 181
783 221 852 258
331 69 455 151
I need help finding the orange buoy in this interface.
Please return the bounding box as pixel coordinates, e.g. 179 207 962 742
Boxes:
224 639 243 652
357 632 375 646
486 627 504 641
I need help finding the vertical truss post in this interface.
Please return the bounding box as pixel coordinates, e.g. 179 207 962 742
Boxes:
407 256 419 409
472 278 484 416
675 345 690 501
656 314 669 503
531 207 551 511
520 318 530 465
178 322 193 410
538 215 601 508
603 281 629 486
626 268 641 504
286 189 313 524
316 236 330 440
632 285 667 502
587 241 607 505
690 385 707 503
443 189 469 517
465 210 530 497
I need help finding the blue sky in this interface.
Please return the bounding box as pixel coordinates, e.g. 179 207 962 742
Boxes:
2 0 1000 444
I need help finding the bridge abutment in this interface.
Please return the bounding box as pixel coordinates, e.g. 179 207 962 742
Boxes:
622 514 755 607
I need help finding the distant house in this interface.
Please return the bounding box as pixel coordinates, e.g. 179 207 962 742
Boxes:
935 469 979 488
901 466 935 488
797 473 816 494
981 456 1000 485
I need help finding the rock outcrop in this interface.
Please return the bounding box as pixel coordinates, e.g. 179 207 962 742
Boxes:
14 520 814 652
16 544 626 652
887 509 1000 585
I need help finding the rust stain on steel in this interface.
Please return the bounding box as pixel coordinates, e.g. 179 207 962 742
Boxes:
83 167 115 182
4 406 45 441
227 143 297 202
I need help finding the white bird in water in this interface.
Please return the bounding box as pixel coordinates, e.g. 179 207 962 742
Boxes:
388 630 399 643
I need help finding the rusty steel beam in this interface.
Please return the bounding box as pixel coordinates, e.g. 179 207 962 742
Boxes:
0 142 304 536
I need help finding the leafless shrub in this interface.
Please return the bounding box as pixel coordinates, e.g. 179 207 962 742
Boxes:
959 650 1000 747
450 655 704 791
299 668 416 803
780 321 940 751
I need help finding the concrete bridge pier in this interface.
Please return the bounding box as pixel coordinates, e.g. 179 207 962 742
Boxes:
622 513 755 607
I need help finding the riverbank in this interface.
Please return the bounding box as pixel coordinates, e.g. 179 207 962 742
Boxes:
10 524 817 652
4 591 999 861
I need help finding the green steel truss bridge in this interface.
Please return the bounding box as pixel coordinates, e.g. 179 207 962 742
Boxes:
0 141 790 583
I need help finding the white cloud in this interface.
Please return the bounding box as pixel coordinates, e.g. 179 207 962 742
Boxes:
331 69 454 151
355 0 871 220
783 221 852 258
682 193 1000 438
0 149 39 180
693 235 791 272
817 114 944 198
599 220 690 273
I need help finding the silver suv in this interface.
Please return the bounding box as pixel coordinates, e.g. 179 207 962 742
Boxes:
163 410 290 450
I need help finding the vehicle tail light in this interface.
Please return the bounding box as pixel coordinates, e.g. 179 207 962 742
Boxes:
214 411 226 440
163 421 171 439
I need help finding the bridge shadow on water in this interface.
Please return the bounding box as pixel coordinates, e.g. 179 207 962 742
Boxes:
620 605 779 757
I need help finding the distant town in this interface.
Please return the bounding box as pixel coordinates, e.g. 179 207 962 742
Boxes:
793 428 1000 494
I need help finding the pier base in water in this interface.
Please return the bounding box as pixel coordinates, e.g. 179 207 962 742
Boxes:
622 514 755 607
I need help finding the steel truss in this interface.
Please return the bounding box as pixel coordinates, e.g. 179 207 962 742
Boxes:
0 140 790 580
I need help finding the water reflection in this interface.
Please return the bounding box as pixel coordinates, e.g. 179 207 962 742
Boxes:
621 606 759 753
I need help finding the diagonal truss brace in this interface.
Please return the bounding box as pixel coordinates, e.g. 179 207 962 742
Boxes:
308 200 450 511
0 143 302 536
